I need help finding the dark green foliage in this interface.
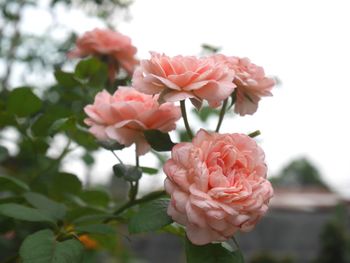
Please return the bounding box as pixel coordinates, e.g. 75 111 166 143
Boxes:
250 253 294 263
19 229 84 263
144 130 176 151
7 87 42 117
313 204 350 263
270 157 328 188
185 238 244 263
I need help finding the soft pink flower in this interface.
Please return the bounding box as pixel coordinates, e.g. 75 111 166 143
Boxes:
69 28 139 78
164 129 273 245
132 52 236 108
84 87 181 155
212 54 275 116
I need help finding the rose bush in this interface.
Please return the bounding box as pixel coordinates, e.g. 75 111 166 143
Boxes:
164 129 273 245
132 52 236 108
84 86 181 155
1 24 276 262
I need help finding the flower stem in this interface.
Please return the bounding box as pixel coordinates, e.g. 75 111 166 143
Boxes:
232 235 240 250
111 150 123 164
129 151 140 202
180 100 193 139
215 99 228 132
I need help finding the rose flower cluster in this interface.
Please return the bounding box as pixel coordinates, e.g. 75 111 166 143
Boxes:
72 29 275 245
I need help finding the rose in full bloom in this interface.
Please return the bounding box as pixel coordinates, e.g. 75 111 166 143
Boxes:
132 52 236 108
84 87 181 155
164 129 273 245
212 54 275 116
68 28 139 79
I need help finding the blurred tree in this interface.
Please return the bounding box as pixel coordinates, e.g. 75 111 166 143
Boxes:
313 204 350 263
270 157 328 189
250 252 294 263
0 0 132 90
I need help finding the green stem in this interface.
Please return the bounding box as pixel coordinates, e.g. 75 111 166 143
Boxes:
215 99 228 132
111 150 123 164
129 150 140 201
180 100 193 139
232 235 240 250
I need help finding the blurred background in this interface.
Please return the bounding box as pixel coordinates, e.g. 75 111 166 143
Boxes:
1 0 350 262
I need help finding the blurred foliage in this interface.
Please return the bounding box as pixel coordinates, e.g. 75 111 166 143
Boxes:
250 253 294 263
270 157 329 189
313 204 350 263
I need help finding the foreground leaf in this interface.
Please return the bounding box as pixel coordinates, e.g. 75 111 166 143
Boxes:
23 192 66 221
79 189 110 208
50 173 82 199
185 238 244 263
0 203 56 226
19 229 84 263
141 166 158 175
0 175 30 193
7 87 42 117
128 198 173 233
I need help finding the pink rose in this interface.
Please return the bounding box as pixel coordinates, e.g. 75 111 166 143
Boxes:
69 28 139 79
212 54 275 116
164 129 273 245
84 87 181 155
132 52 236 108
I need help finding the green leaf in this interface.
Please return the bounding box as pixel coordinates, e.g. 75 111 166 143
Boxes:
23 192 66 221
144 130 176 151
128 198 173 233
19 229 84 263
66 207 107 223
54 70 80 88
82 152 94 166
140 166 158 175
50 173 82 200
185 238 244 263
0 111 16 127
7 87 42 117
75 224 115 235
74 58 108 87
0 175 30 193
48 117 76 136
79 190 110 208
72 213 113 224
0 204 56 225
113 164 142 182
0 145 9 162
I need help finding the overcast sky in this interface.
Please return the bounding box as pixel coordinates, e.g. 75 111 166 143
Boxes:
24 0 350 197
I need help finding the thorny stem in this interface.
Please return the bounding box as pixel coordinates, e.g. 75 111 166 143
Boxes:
180 100 193 139
215 98 228 132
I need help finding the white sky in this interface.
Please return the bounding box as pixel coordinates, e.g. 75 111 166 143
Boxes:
22 0 350 197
